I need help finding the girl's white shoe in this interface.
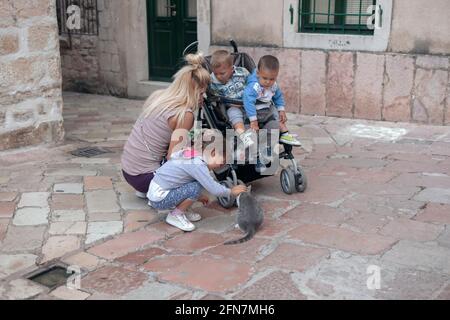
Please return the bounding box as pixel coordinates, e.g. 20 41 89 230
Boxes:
185 212 202 222
135 191 147 199
166 212 196 232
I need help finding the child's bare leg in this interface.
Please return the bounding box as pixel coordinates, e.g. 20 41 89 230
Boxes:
176 199 195 212
280 122 289 133
234 122 246 135
228 107 247 136
164 182 203 231
236 122 255 148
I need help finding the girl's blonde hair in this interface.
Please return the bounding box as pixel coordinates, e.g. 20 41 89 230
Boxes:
142 53 210 126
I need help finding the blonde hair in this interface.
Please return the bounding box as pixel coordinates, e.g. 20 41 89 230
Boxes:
142 53 210 126
210 50 233 69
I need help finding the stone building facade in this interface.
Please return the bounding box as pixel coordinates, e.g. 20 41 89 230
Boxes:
208 0 450 126
1 0 449 151
59 0 127 96
0 0 64 151
56 0 449 126
59 0 153 98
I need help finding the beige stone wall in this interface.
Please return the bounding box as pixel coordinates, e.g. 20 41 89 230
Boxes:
389 0 450 55
56 0 450 125
210 0 450 55
60 36 100 93
60 0 127 96
211 0 283 47
211 45 450 125
208 0 450 125
0 0 64 151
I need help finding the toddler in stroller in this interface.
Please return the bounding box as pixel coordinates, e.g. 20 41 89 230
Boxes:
209 49 254 149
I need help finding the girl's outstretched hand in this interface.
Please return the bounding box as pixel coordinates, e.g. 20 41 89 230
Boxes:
198 194 210 205
231 185 248 197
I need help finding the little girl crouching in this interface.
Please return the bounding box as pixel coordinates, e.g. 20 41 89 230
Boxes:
148 135 247 231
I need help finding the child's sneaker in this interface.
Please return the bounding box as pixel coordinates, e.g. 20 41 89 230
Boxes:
280 132 302 146
258 146 273 165
185 212 202 222
255 157 267 173
238 131 255 148
166 211 196 232
136 191 147 199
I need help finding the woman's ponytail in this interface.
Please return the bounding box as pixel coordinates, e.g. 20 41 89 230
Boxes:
142 52 210 124
184 53 205 70
182 52 210 90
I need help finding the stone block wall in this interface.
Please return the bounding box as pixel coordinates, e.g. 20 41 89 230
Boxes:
211 45 450 126
0 0 64 151
59 0 127 96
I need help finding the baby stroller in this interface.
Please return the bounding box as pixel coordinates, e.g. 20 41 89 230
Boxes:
185 40 308 208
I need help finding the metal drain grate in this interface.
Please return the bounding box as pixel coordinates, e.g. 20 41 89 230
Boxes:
27 265 75 290
71 147 112 158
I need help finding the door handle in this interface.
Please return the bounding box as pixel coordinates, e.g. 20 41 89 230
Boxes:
289 4 294 25
374 4 383 29
367 4 382 30
166 4 176 16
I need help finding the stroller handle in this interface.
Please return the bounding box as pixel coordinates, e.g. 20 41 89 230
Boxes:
230 39 238 53
183 41 199 56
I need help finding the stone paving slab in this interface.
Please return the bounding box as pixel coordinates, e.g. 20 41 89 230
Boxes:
50 286 91 300
232 271 307 300
81 266 148 296
18 193 50 208
49 222 87 235
13 207 49 226
381 240 450 274
0 254 37 280
157 255 253 293
62 252 105 272
1 279 46 300
414 188 450 204
53 183 84 195
122 280 190 300
86 190 120 213
86 221 123 244
0 219 8 242
437 227 450 248
0 202 16 218
1 92 449 300
1 226 46 252
374 267 449 300
41 236 81 263
51 210 86 222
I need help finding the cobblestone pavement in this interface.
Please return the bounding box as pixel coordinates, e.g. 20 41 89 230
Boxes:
1 92 449 300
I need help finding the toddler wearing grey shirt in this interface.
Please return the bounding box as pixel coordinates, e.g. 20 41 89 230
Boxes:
148 148 247 232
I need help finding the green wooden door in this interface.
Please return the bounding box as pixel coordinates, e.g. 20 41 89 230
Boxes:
147 0 198 81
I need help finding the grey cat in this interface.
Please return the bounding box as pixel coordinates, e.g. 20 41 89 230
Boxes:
224 187 264 245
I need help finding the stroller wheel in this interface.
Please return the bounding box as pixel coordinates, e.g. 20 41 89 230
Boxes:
280 168 296 195
217 179 236 209
295 166 308 193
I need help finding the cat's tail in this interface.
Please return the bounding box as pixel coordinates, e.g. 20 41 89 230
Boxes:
224 227 255 245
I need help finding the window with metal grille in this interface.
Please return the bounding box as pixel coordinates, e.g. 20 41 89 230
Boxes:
56 0 99 36
300 0 377 35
